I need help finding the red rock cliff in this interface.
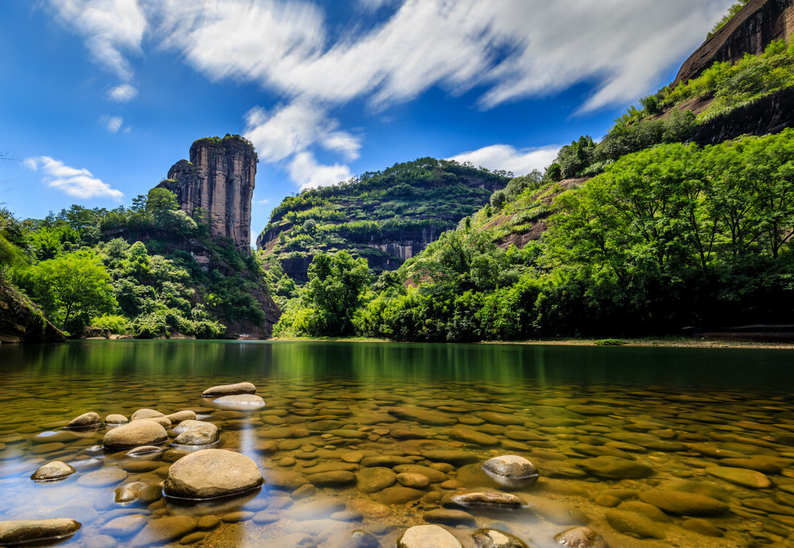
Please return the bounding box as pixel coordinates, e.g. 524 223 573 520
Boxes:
158 136 257 254
674 0 794 86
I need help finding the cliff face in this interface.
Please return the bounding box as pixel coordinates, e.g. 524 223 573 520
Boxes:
158 136 256 254
674 0 794 86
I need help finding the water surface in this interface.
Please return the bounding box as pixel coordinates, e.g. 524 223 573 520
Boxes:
1 341 793 548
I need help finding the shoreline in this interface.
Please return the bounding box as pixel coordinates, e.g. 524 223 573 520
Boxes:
270 336 794 350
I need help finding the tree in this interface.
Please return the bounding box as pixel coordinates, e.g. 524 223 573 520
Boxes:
305 251 372 336
24 249 117 334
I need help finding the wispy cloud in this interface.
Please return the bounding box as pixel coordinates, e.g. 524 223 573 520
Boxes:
102 115 123 133
108 83 138 102
449 144 560 176
46 0 146 81
45 0 733 187
24 156 124 200
257 199 270 204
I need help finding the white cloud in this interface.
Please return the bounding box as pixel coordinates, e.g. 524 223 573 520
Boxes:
288 152 353 191
257 199 270 204
243 100 361 163
449 144 560 176
24 156 124 201
103 116 123 133
151 0 732 112
108 84 138 102
47 0 146 81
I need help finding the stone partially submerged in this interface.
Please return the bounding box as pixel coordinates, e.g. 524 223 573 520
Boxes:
482 456 539 488
163 449 264 500
66 412 101 430
398 525 462 548
172 422 219 446
103 421 168 451
30 461 76 482
554 526 606 548
0 519 81 545
201 382 257 397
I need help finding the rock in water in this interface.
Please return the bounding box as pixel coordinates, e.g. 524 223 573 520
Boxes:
473 529 530 548
0 519 81 545
30 461 76 482
165 410 196 423
201 382 257 397
212 394 265 410
482 456 539 488
103 421 168 451
105 414 129 425
705 466 772 489
163 449 264 499
130 409 164 421
173 422 219 446
638 490 729 516
398 525 462 548
577 456 653 479
115 482 161 504
66 412 101 429
554 527 606 548
446 491 525 508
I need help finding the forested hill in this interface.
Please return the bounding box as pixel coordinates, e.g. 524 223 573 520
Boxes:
273 2 794 341
257 158 509 282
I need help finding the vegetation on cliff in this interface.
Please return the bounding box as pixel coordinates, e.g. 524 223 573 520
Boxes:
1 188 269 339
551 36 794 181
258 158 509 280
276 130 794 341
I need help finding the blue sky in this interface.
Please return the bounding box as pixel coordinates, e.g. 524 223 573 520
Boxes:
1 0 733 245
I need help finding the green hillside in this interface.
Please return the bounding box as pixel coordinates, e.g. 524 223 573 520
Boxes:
257 158 509 282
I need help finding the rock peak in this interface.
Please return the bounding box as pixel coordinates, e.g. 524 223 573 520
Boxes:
159 135 257 254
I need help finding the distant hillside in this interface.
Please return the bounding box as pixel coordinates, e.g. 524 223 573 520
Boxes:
257 158 509 282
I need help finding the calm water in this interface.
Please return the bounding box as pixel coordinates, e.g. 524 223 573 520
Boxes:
1 341 794 548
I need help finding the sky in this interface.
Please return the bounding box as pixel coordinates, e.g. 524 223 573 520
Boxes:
0 0 734 246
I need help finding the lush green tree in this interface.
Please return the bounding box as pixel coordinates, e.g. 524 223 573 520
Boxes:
304 251 372 336
22 249 116 333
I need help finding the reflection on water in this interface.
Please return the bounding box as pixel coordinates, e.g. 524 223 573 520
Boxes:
0 341 793 547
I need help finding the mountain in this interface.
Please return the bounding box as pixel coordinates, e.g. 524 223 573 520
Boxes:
275 0 794 341
257 158 509 282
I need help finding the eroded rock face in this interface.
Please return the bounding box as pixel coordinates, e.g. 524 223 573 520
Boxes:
158 136 256 254
163 449 264 499
674 0 794 86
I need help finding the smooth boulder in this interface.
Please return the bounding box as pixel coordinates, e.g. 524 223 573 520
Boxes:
473 529 530 548
105 414 129 425
0 519 81 545
201 382 257 397
398 525 462 548
30 461 76 482
103 421 168 451
173 422 219 446
554 526 606 548
482 455 539 488
66 412 101 429
163 449 264 499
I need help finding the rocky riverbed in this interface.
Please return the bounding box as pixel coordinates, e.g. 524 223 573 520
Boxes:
1 375 794 547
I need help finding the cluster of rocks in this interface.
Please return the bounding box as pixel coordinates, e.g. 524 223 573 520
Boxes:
6 377 794 547
4 381 267 546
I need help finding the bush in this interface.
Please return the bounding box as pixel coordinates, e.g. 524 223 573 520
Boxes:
91 314 133 334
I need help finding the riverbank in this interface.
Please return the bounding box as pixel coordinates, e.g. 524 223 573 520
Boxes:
271 336 794 350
